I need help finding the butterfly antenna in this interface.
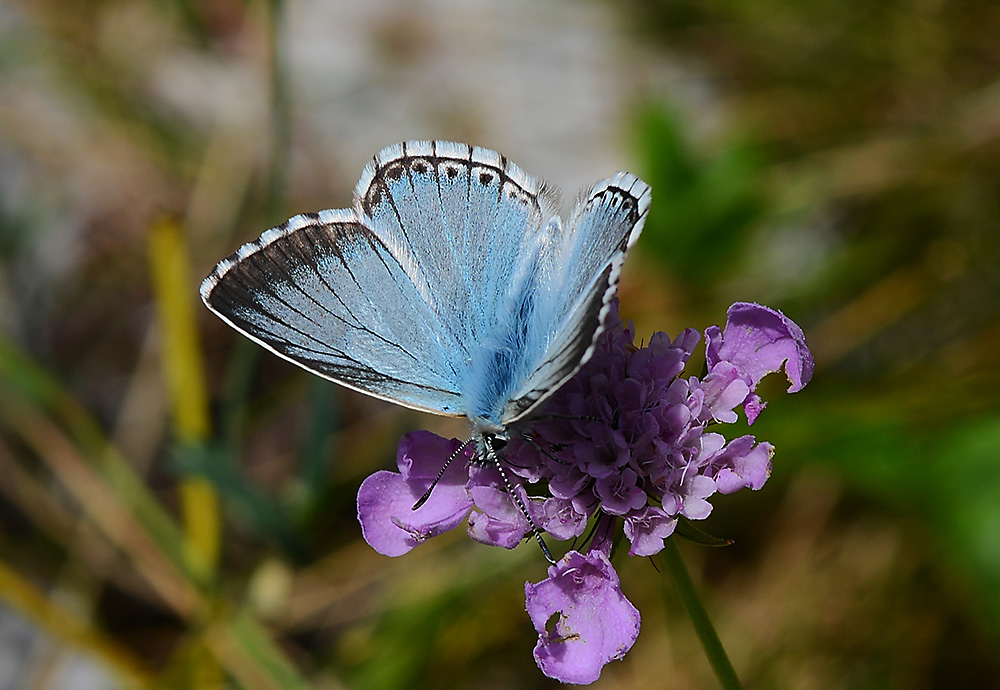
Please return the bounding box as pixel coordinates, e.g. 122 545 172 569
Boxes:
482 435 557 565
412 438 473 510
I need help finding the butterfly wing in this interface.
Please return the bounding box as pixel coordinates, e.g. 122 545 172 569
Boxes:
356 141 574 425
501 172 651 425
355 141 560 350
200 208 466 416
202 140 648 428
202 140 559 419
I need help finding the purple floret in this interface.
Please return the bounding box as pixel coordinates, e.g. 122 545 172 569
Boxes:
525 549 640 684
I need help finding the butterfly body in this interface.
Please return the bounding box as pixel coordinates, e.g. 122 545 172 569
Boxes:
202 141 650 450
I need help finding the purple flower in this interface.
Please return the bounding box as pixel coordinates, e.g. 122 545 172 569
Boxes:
355 301 813 682
500 301 811 563
705 302 814 424
466 466 532 549
525 549 640 684
624 506 678 557
356 431 474 556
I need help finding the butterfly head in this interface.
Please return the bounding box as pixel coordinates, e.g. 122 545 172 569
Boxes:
469 415 509 461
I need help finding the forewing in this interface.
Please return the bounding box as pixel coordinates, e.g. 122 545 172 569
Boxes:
201 210 465 416
502 172 651 424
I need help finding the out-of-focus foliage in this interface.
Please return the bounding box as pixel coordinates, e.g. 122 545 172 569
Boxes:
0 0 998 688
626 0 1000 686
634 106 767 289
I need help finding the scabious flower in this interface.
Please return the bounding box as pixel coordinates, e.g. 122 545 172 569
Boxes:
357 301 813 684
525 546 640 685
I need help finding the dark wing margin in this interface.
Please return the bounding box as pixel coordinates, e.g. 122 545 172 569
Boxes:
200 209 465 417
502 172 651 425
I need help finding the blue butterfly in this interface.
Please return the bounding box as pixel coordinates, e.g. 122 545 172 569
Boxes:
201 141 649 556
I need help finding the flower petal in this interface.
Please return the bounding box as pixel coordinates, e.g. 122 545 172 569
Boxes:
538 496 589 541
467 482 530 549
595 468 646 515
525 550 640 684
356 431 473 556
705 303 814 424
624 506 678 557
712 436 774 493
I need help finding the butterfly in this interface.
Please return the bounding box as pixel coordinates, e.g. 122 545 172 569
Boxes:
201 141 650 556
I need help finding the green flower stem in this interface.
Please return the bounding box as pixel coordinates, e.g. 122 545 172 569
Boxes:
661 538 743 690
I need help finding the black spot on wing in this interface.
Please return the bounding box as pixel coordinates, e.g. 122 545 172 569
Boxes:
586 184 646 251
361 151 538 217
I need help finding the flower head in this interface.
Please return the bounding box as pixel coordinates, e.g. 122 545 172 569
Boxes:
356 301 813 682
502 301 811 560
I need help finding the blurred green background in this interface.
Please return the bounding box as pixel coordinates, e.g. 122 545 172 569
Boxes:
1 0 998 688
